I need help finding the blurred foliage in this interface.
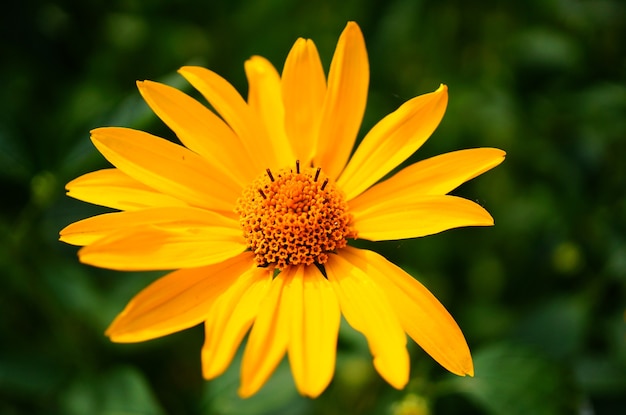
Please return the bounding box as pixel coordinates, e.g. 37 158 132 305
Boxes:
1 0 625 414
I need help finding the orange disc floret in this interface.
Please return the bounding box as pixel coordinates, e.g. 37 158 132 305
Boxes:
236 165 356 269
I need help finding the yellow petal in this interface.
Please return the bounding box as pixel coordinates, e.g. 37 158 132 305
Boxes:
77 218 246 271
65 168 189 211
350 148 506 211
59 206 238 246
202 266 272 379
314 21 369 180
281 38 326 165
178 66 279 172
106 252 255 342
352 195 494 241
91 127 239 213
337 84 448 200
239 271 291 398
137 80 255 186
244 55 295 167
325 253 409 389
340 246 474 376
285 265 340 398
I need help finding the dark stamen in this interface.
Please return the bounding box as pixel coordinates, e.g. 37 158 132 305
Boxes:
296 160 300 174
266 168 275 182
258 189 267 199
321 178 329 190
314 168 321 182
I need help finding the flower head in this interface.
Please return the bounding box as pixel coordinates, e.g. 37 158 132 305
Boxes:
60 22 505 398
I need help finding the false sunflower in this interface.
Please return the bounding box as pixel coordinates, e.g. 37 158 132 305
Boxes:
60 22 505 397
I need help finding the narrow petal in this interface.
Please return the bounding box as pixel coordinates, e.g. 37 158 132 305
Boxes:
106 252 255 342
281 38 326 165
245 56 295 167
91 127 240 213
286 265 340 398
340 246 473 376
178 66 279 172
337 84 448 200
352 195 494 241
350 148 506 211
76 216 246 271
59 206 239 246
137 80 255 186
65 168 189 211
314 21 369 180
202 266 272 379
325 254 409 389
239 271 291 398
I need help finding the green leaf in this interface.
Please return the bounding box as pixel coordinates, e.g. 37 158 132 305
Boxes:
60 366 165 415
202 349 310 415
451 343 579 415
0 128 31 182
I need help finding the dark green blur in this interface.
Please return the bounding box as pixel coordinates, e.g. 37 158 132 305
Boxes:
1 0 624 414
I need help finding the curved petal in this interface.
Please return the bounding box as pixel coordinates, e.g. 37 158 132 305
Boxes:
339 246 473 376
76 218 246 271
350 148 506 211
178 66 280 173
337 84 448 200
106 252 255 342
202 266 272 379
352 195 494 241
137 80 255 186
325 253 409 389
245 56 295 167
239 270 291 397
65 168 189 211
91 127 240 213
314 21 369 180
281 38 326 165
286 265 340 398
59 206 239 246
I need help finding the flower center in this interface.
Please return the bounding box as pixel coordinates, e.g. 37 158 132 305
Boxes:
235 163 356 270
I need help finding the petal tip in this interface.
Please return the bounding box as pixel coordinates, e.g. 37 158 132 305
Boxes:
104 326 129 343
237 385 256 399
345 21 362 33
448 354 474 377
136 79 156 91
342 21 365 42
177 66 199 78
435 84 449 103
488 147 507 163
89 127 105 137
459 361 475 377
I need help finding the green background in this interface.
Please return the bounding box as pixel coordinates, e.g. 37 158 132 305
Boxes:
1 0 625 414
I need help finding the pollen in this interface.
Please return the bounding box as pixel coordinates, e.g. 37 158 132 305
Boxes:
236 165 356 270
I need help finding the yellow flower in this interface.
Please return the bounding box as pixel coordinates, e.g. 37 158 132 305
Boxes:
60 22 505 398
